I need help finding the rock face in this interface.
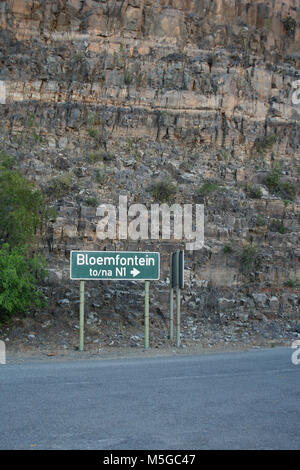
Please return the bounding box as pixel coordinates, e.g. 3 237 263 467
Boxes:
0 0 299 332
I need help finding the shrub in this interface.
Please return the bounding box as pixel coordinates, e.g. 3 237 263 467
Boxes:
223 244 233 254
32 131 43 144
85 197 99 207
263 163 281 193
198 181 221 198
220 150 229 161
283 16 296 34
26 113 35 128
246 184 263 199
279 182 297 201
269 219 286 234
95 168 107 184
284 278 300 288
240 244 260 273
256 215 266 227
87 112 100 126
207 53 216 72
0 153 52 322
151 180 177 203
88 152 103 164
253 135 277 154
263 163 297 201
87 128 98 140
45 174 73 198
126 138 134 150
0 151 14 169
88 151 114 164
102 152 114 162
124 69 133 85
0 163 50 247
0 244 46 321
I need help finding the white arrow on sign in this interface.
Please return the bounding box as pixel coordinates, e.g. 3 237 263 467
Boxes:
130 268 140 277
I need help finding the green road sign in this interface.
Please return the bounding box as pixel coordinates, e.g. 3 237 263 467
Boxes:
70 251 160 281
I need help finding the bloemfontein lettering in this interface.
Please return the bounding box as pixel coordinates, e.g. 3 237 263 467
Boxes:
77 253 155 266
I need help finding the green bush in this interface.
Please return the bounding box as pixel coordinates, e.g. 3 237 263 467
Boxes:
0 151 15 169
263 163 297 201
283 16 296 34
87 112 100 126
85 197 99 207
45 174 73 198
263 163 281 193
269 219 286 234
124 69 133 85
32 131 43 144
240 244 261 273
0 152 52 322
253 135 277 154
284 278 300 288
198 181 221 198
223 244 233 254
0 163 50 247
25 113 35 129
0 244 46 321
220 150 229 161
151 180 177 203
88 151 114 164
88 152 103 164
95 168 107 184
87 128 98 140
279 182 297 201
245 184 263 199
256 215 266 227
207 53 216 72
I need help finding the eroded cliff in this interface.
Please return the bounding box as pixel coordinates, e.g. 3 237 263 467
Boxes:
0 0 300 350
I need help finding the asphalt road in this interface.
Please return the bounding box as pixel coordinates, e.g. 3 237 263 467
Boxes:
0 348 299 450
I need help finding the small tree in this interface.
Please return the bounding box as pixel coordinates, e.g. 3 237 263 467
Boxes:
283 16 296 34
0 158 50 247
0 244 46 321
240 243 261 274
0 152 51 322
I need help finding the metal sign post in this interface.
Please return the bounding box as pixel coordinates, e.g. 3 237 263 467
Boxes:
79 281 85 352
170 250 184 347
179 250 184 289
176 284 181 348
176 250 184 347
169 254 174 341
172 251 179 289
144 281 150 349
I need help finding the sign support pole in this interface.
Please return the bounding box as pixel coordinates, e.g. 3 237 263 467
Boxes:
169 254 174 341
79 281 85 352
144 280 150 349
176 285 181 347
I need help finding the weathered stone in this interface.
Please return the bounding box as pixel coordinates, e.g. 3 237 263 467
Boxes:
269 296 279 312
235 311 249 321
252 294 268 308
218 298 236 311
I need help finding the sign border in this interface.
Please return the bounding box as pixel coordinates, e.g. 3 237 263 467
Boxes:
70 250 160 281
